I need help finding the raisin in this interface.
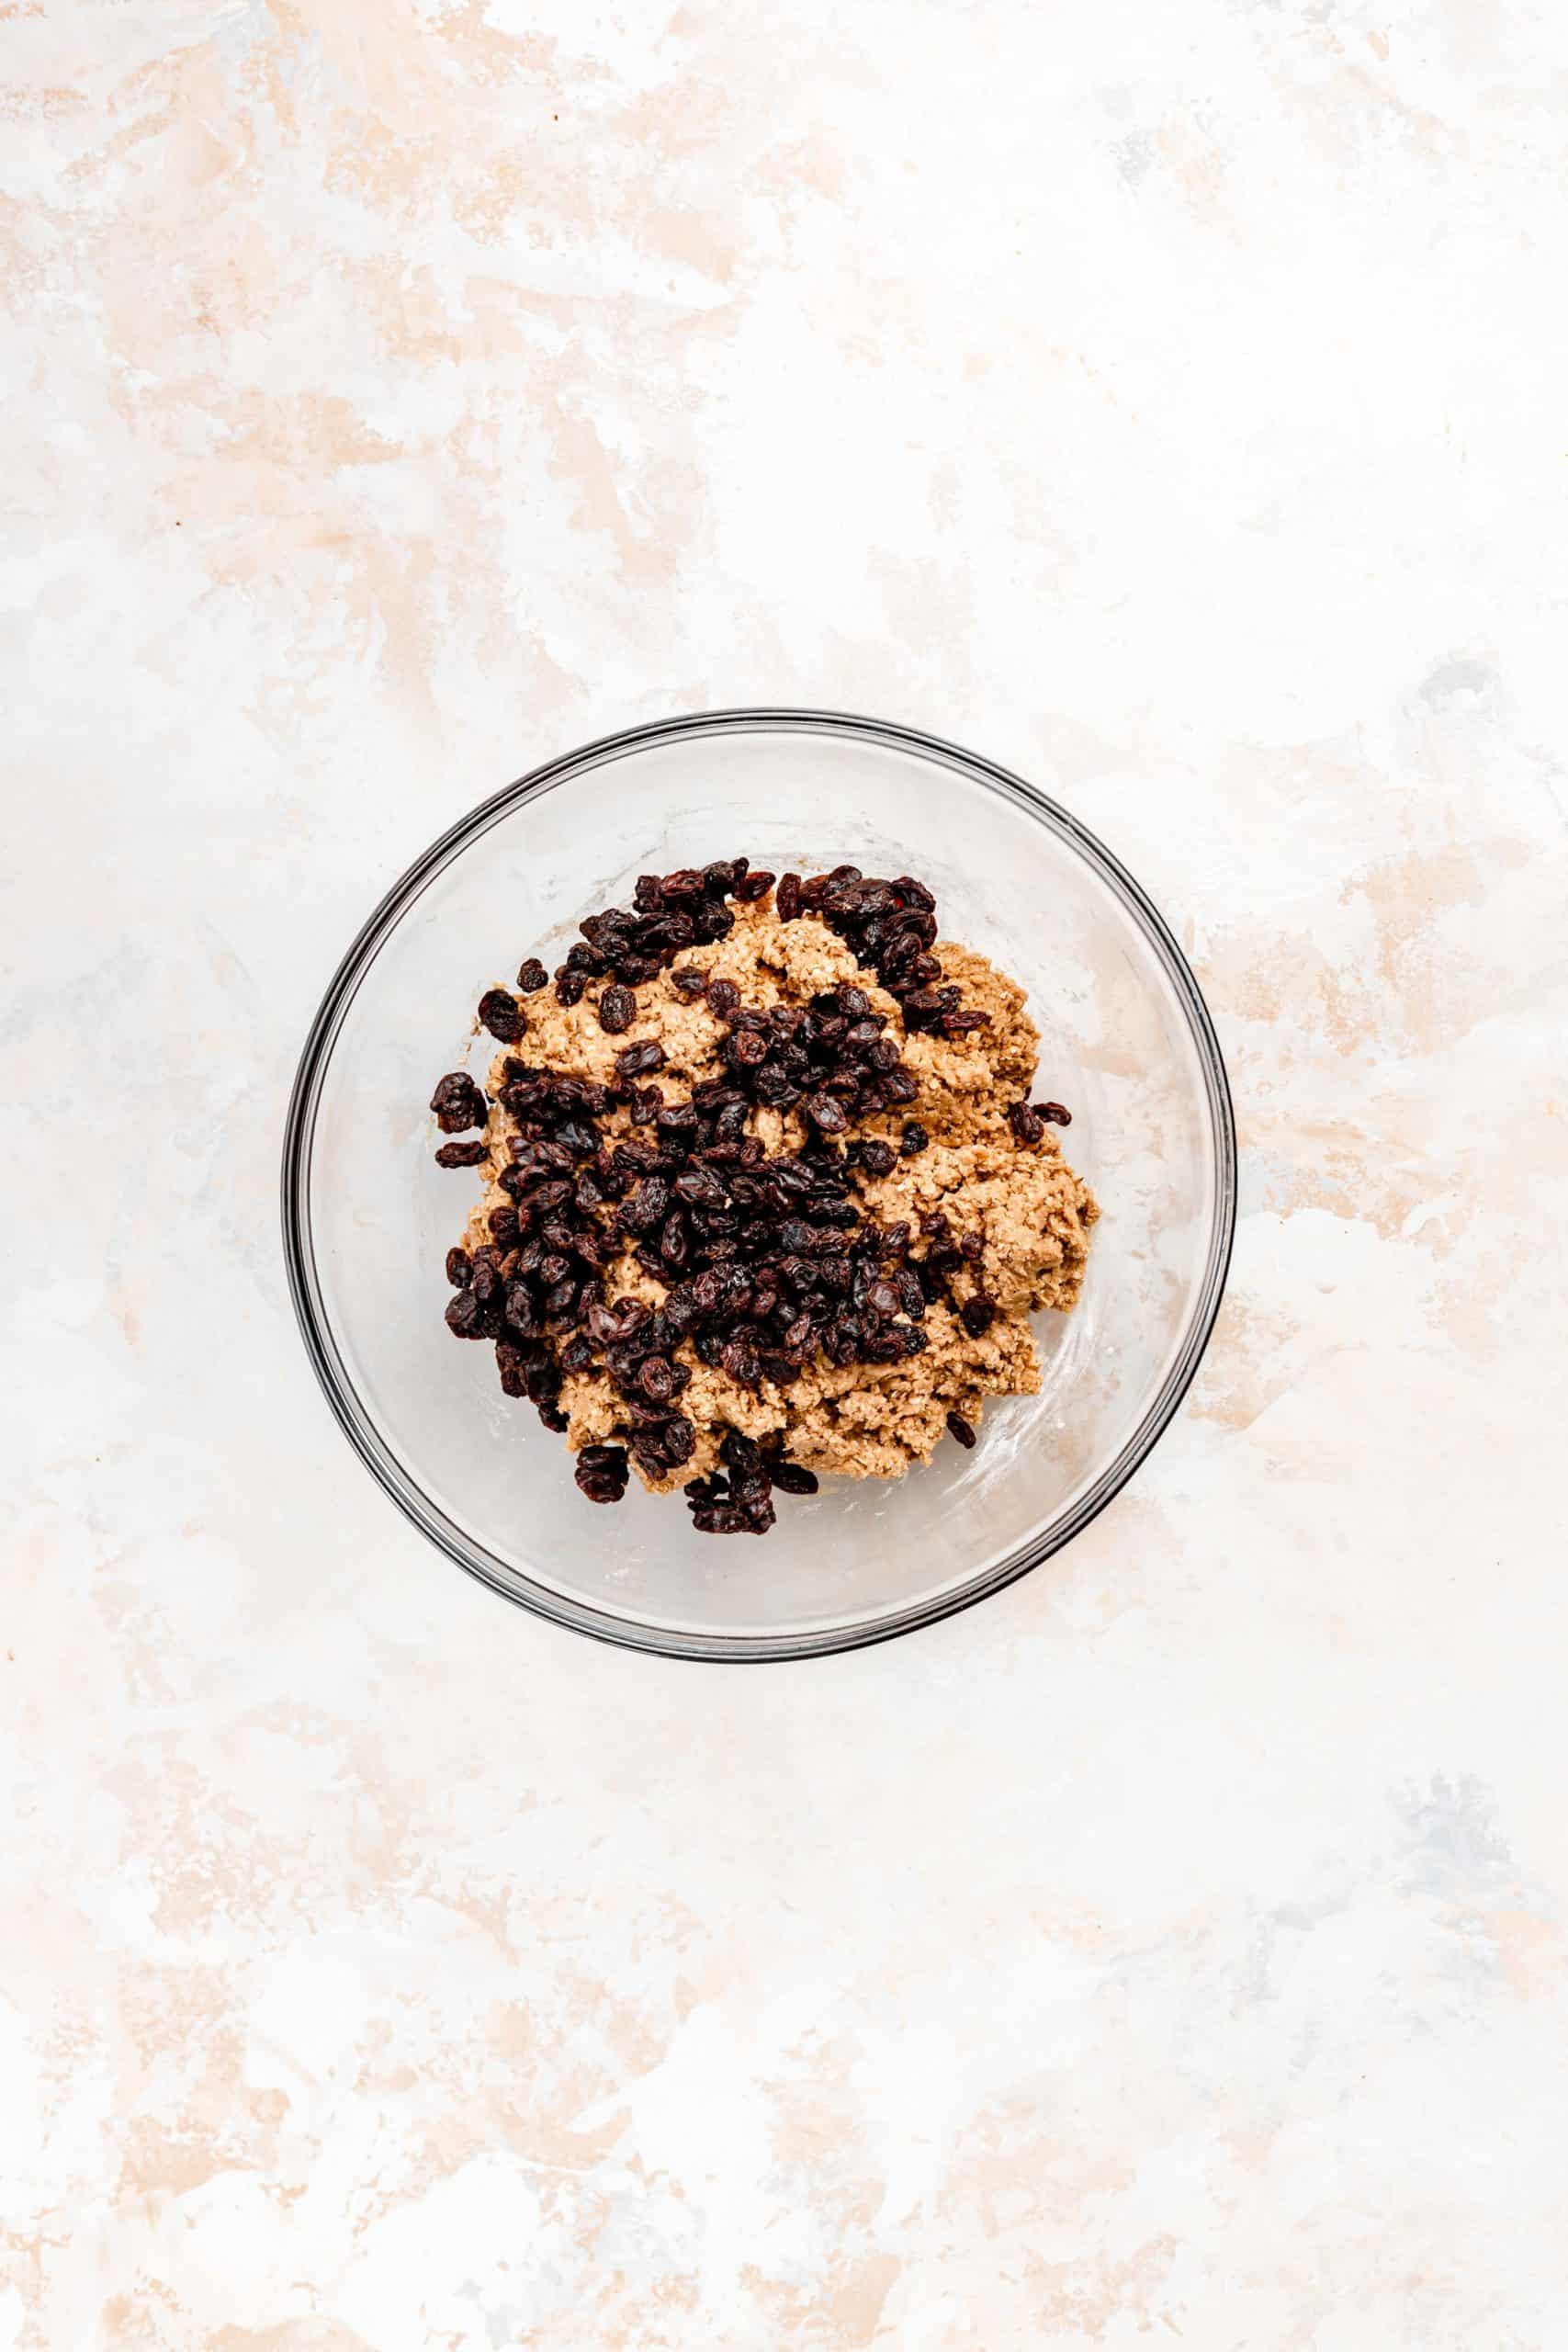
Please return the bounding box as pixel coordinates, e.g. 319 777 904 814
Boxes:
555 968 587 1007
445 1288 488 1339
445 1246 472 1288
615 1039 666 1081
706 977 740 1018
803 1093 849 1135
734 869 774 901
488 1206 521 1250
671 966 707 995
579 1442 628 1475
575 1444 629 1504
598 984 637 1034
622 1174 671 1231
1008 1100 1045 1146
900 1122 929 1158
515 956 548 993
946 1410 977 1449
1037 1101 1072 1125
769 1459 818 1496
859 1138 897 1178
691 1505 750 1534
430 1071 488 1133
434 1139 488 1168
478 989 524 1042
960 1296 995 1339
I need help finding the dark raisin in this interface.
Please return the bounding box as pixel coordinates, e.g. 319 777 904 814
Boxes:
661 1414 695 1466
488 1206 521 1250
555 968 587 1007
434 1139 488 1168
691 899 735 944
515 956 548 993
1008 1100 1046 1146
775 872 803 922
671 966 707 995
900 1122 929 1158
579 1443 626 1472
478 989 524 1042
573 1444 628 1505
622 1174 671 1231
769 1459 818 1496
598 984 637 1034
445 1246 472 1288
706 977 740 1018
960 1296 996 1339
659 1211 690 1270
803 1093 849 1135
734 869 774 901
505 1283 540 1338
720 1330 760 1388
1037 1101 1072 1125
857 1138 897 1177
615 1038 666 1081
691 1505 750 1535
445 1288 487 1339
959 1231 984 1261
946 1410 977 1449
430 1071 488 1133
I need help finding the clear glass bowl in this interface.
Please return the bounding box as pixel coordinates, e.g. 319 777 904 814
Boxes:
281 710 1235 1660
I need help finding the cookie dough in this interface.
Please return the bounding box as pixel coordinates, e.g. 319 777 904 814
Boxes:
458 896 1097 1492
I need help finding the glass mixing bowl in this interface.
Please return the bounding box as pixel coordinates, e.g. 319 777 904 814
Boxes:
281 710 1235 1660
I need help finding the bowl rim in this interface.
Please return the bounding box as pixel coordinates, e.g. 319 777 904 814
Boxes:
281 706 1237 1662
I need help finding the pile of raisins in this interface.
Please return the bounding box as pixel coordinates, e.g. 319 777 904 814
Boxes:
428 861 1065 1533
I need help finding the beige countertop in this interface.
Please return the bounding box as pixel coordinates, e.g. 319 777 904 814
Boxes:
6 1 1568 2344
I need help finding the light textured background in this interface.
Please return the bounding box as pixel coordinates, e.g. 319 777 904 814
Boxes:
6 0 1568 2344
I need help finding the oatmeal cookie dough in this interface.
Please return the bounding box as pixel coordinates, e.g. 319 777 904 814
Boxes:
459 895 1098 1493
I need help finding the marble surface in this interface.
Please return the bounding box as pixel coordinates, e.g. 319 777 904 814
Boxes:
6 0 1568 2343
